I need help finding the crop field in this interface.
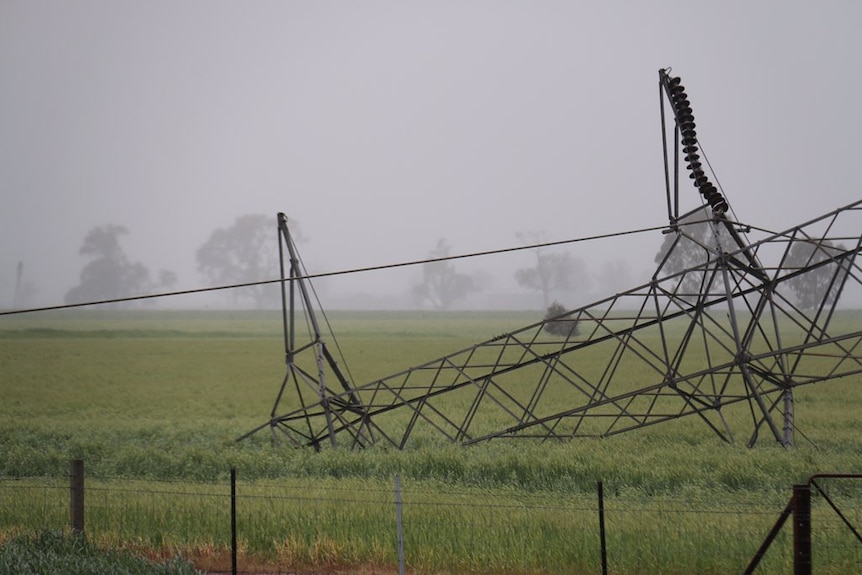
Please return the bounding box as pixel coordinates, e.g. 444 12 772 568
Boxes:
1 309 861 574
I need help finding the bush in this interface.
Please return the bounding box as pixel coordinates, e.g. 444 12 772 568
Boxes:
543 301 579 337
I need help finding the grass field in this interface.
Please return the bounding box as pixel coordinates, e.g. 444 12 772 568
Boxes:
1 309 861 574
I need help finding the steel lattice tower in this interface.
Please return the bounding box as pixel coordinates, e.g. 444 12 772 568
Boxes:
240 69 862 450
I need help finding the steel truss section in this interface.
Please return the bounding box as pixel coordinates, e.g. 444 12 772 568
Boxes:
239 70 862 449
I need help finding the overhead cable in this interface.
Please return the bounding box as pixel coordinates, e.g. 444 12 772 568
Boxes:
0 223 669 316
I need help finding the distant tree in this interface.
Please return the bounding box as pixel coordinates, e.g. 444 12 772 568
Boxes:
412 239 477 310
157 269 178 291
597 259 633 295
653 207 736 299
196 214 297 308
784 238 847 310
543 301 579 337
65 224 167 307
514 232 585 308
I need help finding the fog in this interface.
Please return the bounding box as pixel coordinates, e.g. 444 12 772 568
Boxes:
2 1 860 311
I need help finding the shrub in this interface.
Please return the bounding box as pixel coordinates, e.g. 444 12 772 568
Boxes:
543 301 579 337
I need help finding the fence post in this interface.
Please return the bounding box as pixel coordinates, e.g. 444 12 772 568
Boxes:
70 459 84 534
231 468 238 575
395 474 404 575
793 483 812 575
597 480 608 575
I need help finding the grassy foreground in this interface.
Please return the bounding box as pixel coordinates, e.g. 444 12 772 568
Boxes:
0 530 200 574
1 309 861 574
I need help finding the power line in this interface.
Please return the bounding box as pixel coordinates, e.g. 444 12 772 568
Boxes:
0 223 668 317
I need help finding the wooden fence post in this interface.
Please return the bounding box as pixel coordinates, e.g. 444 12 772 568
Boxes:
70 459 84 534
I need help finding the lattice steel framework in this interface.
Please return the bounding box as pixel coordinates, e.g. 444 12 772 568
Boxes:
240 69 862 449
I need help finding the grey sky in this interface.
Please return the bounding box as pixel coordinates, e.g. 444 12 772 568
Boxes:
1 1 860 309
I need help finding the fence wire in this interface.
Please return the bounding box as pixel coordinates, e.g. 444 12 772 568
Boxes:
1 473 860 574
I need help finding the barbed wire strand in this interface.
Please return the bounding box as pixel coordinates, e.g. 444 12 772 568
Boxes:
0 480 799 517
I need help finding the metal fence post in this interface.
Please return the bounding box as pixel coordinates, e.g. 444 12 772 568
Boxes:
231 468 238 575
395 474 404 575
70 459 84 534
793 483 812 575
598 480 608 575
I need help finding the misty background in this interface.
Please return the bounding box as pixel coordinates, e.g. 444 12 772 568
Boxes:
2 1 860 311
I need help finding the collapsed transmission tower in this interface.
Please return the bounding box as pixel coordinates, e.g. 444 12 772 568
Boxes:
240 69 862 449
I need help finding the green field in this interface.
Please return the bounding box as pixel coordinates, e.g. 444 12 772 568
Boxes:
1 309 861 574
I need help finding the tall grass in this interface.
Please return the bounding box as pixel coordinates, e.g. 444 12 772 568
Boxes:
1 309 861 573
0 530 200 574
0 475 806 574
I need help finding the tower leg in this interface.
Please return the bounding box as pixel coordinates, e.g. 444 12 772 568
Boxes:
782 389 794 447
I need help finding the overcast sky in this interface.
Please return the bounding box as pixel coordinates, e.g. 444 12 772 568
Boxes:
1 1 860 309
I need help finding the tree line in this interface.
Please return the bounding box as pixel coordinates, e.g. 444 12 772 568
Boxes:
52 214 842 315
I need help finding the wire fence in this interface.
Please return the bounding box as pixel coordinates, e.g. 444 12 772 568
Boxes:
1 463 860 574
